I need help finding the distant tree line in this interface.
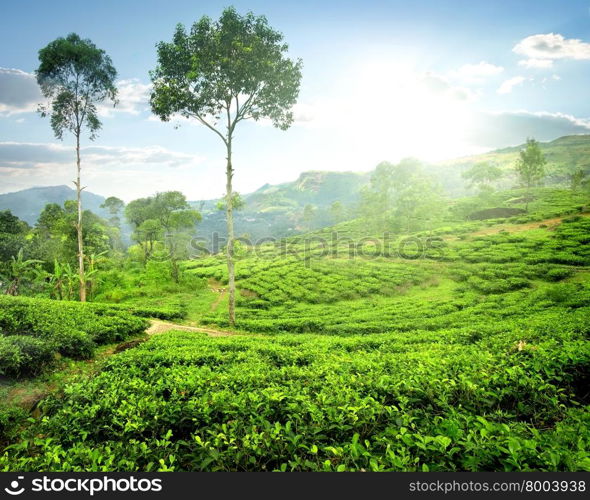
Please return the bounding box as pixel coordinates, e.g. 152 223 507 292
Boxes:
0 190 201 298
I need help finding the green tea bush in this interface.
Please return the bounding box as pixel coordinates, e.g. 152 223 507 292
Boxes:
2 323 588 472
0 336 55 377
93 264 206 313
545 267 574 282
0 296 148 377
543 283 590 307
0 406 27 443
106 303 188 321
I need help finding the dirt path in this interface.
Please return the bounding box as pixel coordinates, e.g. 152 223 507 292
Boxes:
208 278 227 312
470 212 590 237
147 319 234 337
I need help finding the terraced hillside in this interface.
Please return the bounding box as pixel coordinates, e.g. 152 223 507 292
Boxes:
1 187 589 471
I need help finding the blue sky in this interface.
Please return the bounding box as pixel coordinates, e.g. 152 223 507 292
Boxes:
1 0 590 200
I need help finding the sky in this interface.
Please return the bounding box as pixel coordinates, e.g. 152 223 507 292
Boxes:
1 0 590 201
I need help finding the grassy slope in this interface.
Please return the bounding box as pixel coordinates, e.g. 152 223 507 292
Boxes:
438 135 590 183
1 187 589 471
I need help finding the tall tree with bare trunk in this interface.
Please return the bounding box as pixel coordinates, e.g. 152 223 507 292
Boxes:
150 7 302 325
36 33 117 302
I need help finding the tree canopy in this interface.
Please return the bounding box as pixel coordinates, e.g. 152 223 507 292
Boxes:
462 162 503 192
36 33 118 140
125 191 201 266
150 7 302 133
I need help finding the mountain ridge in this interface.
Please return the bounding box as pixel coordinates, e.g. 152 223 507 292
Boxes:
2 135 589 232
0 185 108 225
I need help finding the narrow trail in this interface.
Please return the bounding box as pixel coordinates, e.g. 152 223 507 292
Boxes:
147 319 235 337
469 212 590 237
208 278 227 312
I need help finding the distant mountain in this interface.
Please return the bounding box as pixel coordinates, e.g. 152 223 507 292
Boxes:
3 135 589 240
0 185 108 225
245 170 371 210
191 170 371 244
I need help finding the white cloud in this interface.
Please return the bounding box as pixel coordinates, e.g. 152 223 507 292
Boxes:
292 102 316 124
99 79 152 117
448 61 504 83
421 72 479 101
518 58 554 69
0 68 44 115
514 33 590 69
0 141 202 168
0 142 206 200
497 76 526 95
0 67 151 118
467 110 590 148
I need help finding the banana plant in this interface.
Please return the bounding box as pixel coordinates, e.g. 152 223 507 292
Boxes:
1 249 43 296
86 251 108 301
43 260 79 300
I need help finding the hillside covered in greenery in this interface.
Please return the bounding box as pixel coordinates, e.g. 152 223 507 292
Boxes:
4 135 589 244
1 3 589 476
1 184 589 471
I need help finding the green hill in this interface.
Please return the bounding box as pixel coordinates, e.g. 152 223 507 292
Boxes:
0 185 108 225
193 135 590 243
438 135 590 187
3 186 589 471
191 170 371 244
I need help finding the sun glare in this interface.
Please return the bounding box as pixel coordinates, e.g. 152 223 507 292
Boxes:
347 60 477 162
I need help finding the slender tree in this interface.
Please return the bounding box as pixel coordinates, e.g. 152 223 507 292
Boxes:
101 196 125 228
515 138 547 211
36 33 117 301
150 7 302 325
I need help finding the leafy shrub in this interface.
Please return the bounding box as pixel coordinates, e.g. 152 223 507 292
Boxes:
50 331 95 359
0 406 27 442
545 267 573 282
0 296 148 377
0 336 55 377
108 304 187 321
543 284 590 307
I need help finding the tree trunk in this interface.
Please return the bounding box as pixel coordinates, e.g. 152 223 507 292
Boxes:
225 139 236 326
75 132 86 302
6 278 18 296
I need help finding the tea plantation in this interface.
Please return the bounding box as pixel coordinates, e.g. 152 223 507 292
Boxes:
1 188 589 471
0 297 150 377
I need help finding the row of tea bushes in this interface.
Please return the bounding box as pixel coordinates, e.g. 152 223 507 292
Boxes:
2 323 588 471
0 296 148 377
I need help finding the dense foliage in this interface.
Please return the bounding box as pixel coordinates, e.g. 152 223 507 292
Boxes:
2 316 588 471
0 296 148 376
0 184 588 472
